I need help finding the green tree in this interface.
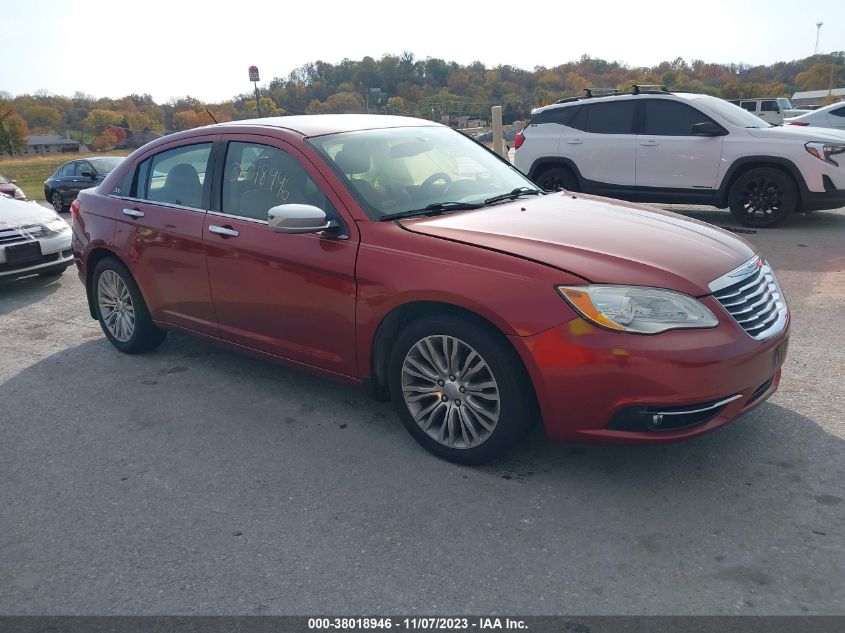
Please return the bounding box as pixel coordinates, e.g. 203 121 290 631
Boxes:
1 113 29 155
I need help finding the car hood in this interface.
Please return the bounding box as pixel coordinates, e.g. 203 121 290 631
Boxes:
399 193 756 296
0 196 60 227
746 124 845 142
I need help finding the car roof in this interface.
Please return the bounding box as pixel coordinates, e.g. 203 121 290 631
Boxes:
530 91 707 114
215 114 440 137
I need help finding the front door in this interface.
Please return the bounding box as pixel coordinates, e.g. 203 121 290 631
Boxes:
204 136 359 377
636 99 724 192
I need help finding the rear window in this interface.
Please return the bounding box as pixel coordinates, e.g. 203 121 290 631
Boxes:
831 106 845 118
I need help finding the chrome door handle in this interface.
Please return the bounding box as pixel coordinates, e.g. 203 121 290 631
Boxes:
122 208 144 218
640 141 660 146
208 225 239 237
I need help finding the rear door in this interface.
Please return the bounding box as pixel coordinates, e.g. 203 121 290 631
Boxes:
759 99 782 125
636 99 724 192
112 139 218 335
561 100 637 196
204 135 359 376
516 107 574 174
827 105 845 130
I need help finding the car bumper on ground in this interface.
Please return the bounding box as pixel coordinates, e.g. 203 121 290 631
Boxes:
0 234 73 280
510 304 790 443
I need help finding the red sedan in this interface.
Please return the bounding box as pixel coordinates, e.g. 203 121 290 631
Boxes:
71 115 789 464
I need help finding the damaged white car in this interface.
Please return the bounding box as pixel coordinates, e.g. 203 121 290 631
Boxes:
0 194 72 280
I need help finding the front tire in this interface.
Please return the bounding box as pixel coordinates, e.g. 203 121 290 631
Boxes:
728 167 798 228
388 314 536 465
535 166 579 192
92 257 166 354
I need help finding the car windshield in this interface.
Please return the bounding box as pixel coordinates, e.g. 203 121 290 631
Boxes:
0 175 9 184
88 157 123 174
778 98 793 110
310 126 539 220
697 96 772 128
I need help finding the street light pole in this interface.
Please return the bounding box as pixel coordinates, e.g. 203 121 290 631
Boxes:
815 22 823 56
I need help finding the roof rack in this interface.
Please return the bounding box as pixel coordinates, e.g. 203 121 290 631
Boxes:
631 84 670 95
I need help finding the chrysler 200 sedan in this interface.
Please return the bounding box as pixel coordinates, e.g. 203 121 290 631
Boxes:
71 115 789 464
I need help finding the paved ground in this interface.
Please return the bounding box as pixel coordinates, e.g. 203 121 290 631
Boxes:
1 206 843 615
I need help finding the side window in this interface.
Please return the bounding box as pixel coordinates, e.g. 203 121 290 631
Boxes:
58 163 74 177
740 101 756 112
584 101 636 134
761 100 779 112
642 100 713 136
830 106 845 118
568 106 588 131
221 142 339 222
75 162 92 176
138 143 212 209
535 106 579 126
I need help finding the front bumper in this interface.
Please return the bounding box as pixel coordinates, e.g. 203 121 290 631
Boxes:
510 298 790 443
0 233 73 279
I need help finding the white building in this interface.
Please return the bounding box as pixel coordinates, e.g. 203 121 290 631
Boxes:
791 88 845 107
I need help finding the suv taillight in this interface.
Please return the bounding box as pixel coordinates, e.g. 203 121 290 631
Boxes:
70 199 80 223
514 132 525 150
786 121 809 126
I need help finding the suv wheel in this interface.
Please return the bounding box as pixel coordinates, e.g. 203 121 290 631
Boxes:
92 257 166 354
535 166 579 192
728 167 798 228
388 314 536 465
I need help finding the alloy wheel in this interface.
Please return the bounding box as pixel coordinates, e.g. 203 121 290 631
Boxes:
401 335 500 449
52 192 63 213
97 270 136 343
738 176 784 221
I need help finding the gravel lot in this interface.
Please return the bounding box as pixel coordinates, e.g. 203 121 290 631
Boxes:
1 206 843 615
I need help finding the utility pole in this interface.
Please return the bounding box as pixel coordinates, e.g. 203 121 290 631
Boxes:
815 22 823 56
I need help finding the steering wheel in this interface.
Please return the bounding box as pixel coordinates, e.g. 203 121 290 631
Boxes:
420 172 452 193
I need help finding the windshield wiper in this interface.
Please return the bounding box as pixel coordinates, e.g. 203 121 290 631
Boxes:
483 187 543 205
379 201 483 222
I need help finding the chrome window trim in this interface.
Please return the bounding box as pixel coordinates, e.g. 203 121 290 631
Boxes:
207 210 268 225
107 195 205 214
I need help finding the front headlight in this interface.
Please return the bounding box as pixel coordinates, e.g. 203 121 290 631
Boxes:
44 217 70 234
805 142 845 167
13 187 26 200
557 285 719 334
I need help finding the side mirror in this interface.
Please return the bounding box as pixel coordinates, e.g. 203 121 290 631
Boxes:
691 122 725 137
268 204 331 234
11 179 16 184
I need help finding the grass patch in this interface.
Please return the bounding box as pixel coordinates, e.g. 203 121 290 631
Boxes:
0 151 131 201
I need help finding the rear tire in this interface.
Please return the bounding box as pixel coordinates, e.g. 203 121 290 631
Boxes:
92 257 166 354
728 167 798 228
51 191 67 213
388 314 536 465
535 166 579 192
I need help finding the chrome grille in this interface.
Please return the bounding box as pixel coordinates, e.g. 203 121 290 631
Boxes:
709 256 788 340
0 228 26 245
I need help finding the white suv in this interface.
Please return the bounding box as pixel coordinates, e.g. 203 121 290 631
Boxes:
514 90 845 227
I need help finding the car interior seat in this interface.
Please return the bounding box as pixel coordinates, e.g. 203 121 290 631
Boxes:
159 163 202 208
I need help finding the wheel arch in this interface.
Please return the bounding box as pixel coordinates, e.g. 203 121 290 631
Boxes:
527 157 583 187
367 301 536 404
716 156 807 209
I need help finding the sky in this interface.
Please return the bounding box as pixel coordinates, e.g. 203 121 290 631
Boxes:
1 0 843 103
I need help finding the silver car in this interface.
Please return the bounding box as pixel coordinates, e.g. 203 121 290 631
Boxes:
784 101 845 132
0 195 73 280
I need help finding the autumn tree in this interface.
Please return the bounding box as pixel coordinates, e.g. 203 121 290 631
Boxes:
22 105 64 132
0 111 29 155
